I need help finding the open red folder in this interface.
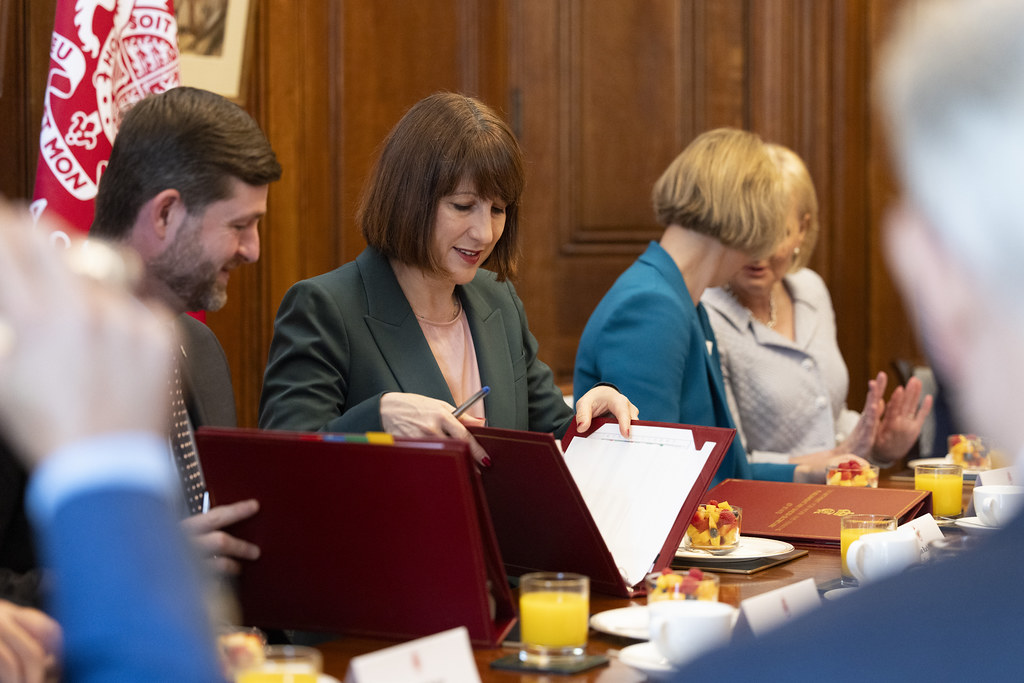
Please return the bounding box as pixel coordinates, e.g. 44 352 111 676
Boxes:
472 418 733 597
195 427 515 647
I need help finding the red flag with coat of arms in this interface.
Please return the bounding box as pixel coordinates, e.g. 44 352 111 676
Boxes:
31 0 181 241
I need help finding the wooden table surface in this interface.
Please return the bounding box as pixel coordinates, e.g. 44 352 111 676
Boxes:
316 475 973 681
317 546 843 681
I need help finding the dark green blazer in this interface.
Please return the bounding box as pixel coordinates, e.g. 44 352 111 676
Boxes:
259 247 575 436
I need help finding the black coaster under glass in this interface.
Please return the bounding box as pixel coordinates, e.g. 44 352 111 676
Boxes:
489 653 609 675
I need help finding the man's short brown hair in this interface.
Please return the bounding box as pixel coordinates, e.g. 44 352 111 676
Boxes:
91 86 281 240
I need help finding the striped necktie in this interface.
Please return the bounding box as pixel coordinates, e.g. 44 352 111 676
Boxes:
170 358 206 515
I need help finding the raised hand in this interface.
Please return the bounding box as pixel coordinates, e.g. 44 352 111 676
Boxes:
873 375 934 464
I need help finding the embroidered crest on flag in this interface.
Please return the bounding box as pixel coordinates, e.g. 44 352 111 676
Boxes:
32 0 180 237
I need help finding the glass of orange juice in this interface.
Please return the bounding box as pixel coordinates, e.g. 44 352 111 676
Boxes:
915 463 964 517
840 514 897 584
518 572 589 665
234 645 321 683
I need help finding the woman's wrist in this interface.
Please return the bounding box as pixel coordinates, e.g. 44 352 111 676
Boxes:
792 464 817 484
866 446 899 469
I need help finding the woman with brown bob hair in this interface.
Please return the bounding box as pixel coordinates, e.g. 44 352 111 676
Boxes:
259 92 636 460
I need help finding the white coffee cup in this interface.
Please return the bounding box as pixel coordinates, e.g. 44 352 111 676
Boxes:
647 599 736 667
973 485 1024 527
847 529 919 584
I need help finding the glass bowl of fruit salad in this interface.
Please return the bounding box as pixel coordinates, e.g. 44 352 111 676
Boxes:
684 500 742 555
646 568 719 602
826 459 879 487
948 434 991 470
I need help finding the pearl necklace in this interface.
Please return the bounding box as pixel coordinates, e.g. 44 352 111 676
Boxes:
725 285 776 329
761 291 778 329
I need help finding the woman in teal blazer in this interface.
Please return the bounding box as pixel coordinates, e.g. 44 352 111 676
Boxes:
259 93 636 456
574 128 858 486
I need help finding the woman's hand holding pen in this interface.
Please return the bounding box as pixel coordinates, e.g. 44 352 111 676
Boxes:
380 392 491 466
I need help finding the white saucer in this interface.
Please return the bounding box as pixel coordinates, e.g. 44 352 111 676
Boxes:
823 587 859 601
676 536 795 561
955 516 999 532
618 641 676 681
589 605 649 640
319 676 341 683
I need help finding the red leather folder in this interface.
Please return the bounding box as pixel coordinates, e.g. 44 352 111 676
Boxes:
195 427 515 647
472 418 732 598
704 478 932 548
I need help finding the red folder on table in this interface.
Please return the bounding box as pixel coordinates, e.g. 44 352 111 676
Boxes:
195 427 515 647
704 478 932 548
471 418 732 597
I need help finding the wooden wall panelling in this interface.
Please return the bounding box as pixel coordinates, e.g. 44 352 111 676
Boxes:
27 0 54 186
513 0 702 384
690 0 746 132
825 0 873 407
0 0 28 199
569 0 680 247
0 0 56 201
205 0 338 428
866 0 925 377
505 0 561 372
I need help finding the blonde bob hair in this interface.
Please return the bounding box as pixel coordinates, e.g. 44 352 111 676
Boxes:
652 127 786 259
766 143 820 272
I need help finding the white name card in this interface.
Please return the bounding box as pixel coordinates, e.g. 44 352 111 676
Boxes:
897 513 944 563
739 578 821 637
977 467 1016 487
344 627 481 683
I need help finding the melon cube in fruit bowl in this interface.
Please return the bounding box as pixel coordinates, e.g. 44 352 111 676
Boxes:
825 460 879 488
684 501 742 555
646 568 720 602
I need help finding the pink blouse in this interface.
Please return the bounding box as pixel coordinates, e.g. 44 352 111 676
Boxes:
416 308 486 421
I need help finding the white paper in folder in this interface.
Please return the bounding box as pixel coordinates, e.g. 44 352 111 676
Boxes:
562 423 718 587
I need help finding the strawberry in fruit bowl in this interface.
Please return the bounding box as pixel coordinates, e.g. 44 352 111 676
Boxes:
825 459 879 488
684 501 742 555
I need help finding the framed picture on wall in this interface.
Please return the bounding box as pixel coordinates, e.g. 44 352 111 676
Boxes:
175 0 255 104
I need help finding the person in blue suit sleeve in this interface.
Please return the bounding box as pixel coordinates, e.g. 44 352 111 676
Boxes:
0 203 221 682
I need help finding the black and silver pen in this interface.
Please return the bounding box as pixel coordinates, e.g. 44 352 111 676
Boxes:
452 385 490 417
